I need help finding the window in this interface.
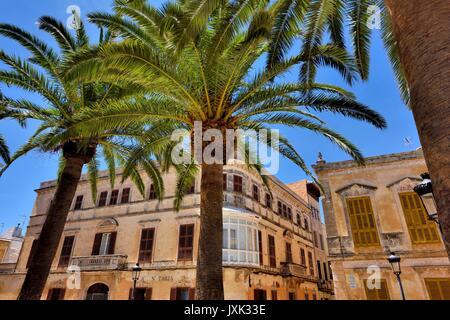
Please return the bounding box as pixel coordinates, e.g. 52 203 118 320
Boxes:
288 292 296 300
300 248 306 266
187 182 195 194
109 190 119 205
277 201 292 220
98 191 108 207
346 197 380 247
285 242 292 263
74 195 83 210
178 224 194 261
296 213 301 226
268 235 276 268
252 185 260 201
277 201 282 215
317 260 322 279
86 283 109 300
425 278 450 300
223 174 227 191
138 228 155 263
92 232 116 255
329 262 333 280
148 184 157 200
170 287 195 300
400 192 440 244
258 230 263 265
313 231 318 247
129 288 152 300
254 289 267 300
304 291 309 300
265 193 272 208
47 288 65 300
308 251 314 276
233 175 243 193
304 217 309 231
319 234 324 250
58 235 75 268
287 207 292 220
323 262 328 280
121 188 131 203
271 290 278 300
222 217 259 265
364 279 390 300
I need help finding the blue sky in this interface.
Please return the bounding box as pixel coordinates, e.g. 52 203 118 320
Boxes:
0 0 420 232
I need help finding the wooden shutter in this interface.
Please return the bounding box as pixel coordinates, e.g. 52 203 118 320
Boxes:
109 190 119 205
121 188 131 203
58 235 75 268
178 224 194 261
364 279 390 300
271 290 278 300
268 235 276 268
399 192 440 244
189 288 196 300
425 278 450 300
128 288 133 300
138 228 155 263
170 288 177 300
108 232 117 254
258 230 263 265
347 197 380 247
91 233 102 255
47 288 65 300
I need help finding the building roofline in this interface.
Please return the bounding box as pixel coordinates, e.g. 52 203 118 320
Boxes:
312 149 424 173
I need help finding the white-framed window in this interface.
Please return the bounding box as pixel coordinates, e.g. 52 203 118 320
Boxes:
222 216 259 266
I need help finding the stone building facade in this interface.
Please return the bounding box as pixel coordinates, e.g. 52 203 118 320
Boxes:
314 149 450 300
0 225 23 275
0 164 332 300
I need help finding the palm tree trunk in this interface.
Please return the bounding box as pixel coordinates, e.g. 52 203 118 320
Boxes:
195 162 224 299
384 1 450 259
17 155 85 300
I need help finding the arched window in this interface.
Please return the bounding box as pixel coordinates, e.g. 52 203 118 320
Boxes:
86 283 109 300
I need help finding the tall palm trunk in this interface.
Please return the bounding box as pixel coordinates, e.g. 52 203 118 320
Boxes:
196 162 224 300
384 1 450 259
18 152 87 300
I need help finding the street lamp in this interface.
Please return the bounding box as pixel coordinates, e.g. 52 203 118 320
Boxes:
387 252 405 300
413 173 440 227
131 263 142 300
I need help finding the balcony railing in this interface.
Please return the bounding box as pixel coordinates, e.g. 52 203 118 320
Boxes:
280 262 308 278
70 254 128 271
317 279 334 293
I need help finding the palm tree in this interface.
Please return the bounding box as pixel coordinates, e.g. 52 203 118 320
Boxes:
283 0 450 259
0 134 9 166
0 17 165 299
64 0 386 299
382 0 450 259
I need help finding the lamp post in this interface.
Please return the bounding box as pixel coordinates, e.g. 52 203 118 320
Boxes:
131 263 142 300
387 252 405 300
413 173 441 232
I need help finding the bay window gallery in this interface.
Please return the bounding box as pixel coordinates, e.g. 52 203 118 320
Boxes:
222 216 260 266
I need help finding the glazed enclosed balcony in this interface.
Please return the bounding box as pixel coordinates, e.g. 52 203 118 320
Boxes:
70 254 128 271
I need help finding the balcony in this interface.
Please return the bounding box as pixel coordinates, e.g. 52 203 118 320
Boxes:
70 254 128 271
280 262 308 278
0 263 16 274
318 279 334 293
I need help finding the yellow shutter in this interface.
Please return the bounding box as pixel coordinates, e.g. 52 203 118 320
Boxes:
399 193 440 244
364 279 390 300
425 279 450 300
346 197 380 247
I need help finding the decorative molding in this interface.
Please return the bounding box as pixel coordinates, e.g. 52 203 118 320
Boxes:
97 217 119 228
335 183 377 196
